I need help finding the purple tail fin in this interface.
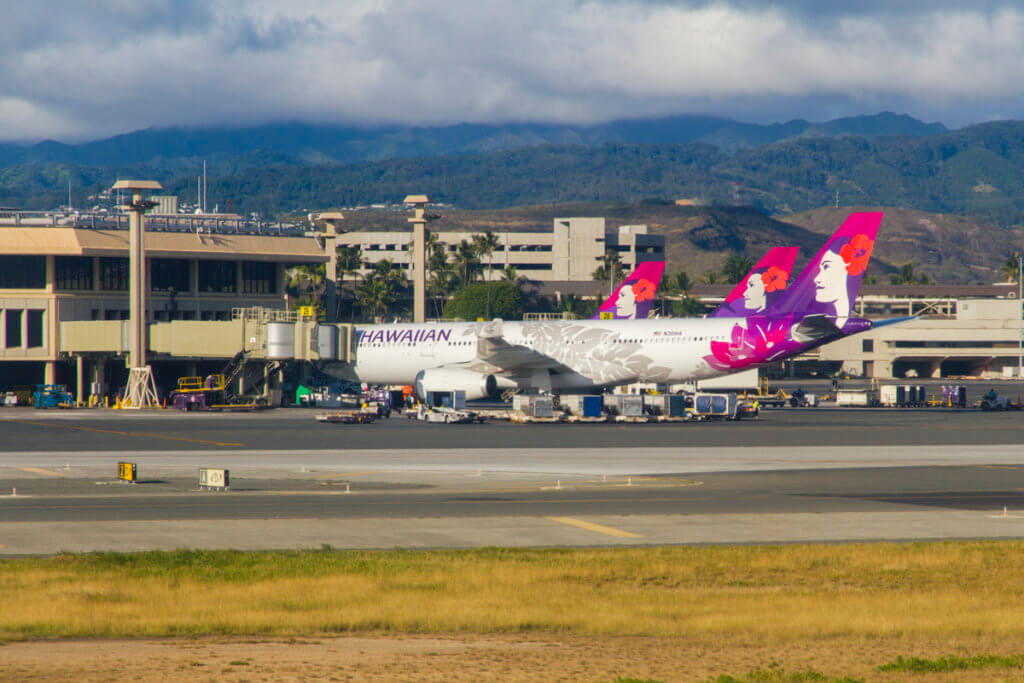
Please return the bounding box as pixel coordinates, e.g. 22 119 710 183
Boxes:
774 212 883 322
592 261 665 320
709 246 799 318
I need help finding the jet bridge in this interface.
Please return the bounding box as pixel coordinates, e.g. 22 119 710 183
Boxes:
59 307 356 363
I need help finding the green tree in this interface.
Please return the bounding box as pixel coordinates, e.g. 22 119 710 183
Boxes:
592 248 625 295
668 270 692 295
425 232 456 318
357 259 408 321
1000 254 1021 283
672 297 706 317
286 264 326 310
702 270 721 285
443 281 523 321
454 239 480 287
722 253 755 284
335 245 362 321
890 262 930 285
472 230 502 318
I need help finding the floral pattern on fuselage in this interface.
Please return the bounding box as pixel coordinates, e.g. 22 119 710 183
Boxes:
463 322 674 384
703 315 806 371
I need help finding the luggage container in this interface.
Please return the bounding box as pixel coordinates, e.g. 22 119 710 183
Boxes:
836 390 877 407
879 385 898 407
650 394 687 417
941 385 967 408
513 394 554 418
606 394 644 417
692 393 738 418
427 390 466 410
560 394 603 417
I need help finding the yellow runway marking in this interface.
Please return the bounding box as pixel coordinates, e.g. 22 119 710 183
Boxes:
545 516 643 538
4 419 242 447
18 467 66 478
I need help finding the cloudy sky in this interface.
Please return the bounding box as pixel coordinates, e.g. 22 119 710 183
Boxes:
2 0 1023 142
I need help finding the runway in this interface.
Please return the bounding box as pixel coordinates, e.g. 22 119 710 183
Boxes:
2 408 1024 554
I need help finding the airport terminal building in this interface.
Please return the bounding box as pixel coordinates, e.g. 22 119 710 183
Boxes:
0 211 327 392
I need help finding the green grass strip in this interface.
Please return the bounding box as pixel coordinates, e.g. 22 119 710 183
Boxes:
878 654 1024 673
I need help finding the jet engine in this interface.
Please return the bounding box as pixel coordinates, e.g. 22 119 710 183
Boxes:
414 368 509 400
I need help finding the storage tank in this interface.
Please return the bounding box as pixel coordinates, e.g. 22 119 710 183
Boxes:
267 322 295 360
317 325 338 360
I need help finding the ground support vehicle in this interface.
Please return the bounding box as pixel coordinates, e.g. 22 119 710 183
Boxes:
169 375 268 412
32 384 74 409
978 394 1020 411
416 405 482 423
315 410 376 424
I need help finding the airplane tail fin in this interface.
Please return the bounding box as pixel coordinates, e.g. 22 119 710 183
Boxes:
709 246 799 318
593 261 665 320
772 212 883 322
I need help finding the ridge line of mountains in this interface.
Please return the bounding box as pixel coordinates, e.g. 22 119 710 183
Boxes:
0 111 945 167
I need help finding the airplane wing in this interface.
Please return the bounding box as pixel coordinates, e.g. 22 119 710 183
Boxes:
464 319 578 377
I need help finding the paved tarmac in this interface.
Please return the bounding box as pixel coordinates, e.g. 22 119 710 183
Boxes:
1 407 1024 554
2 405 1024 450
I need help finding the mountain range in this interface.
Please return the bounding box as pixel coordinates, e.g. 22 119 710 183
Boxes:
0 111 945 168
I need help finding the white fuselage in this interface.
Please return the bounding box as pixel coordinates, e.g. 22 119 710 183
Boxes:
348 317 743 391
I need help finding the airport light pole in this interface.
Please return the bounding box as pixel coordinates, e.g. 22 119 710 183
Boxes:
1018 254 1022 380
113 179 162 409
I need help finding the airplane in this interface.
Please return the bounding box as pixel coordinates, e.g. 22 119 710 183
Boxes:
709 246 799 318
589 249 798 321
590 260 665 320
346 212 881 398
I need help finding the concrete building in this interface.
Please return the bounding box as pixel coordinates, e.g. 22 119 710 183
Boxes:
818 297 1024 379
0 210 327 394
339 217 665 281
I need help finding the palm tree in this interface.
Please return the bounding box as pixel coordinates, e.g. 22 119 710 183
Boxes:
472 231 502 318
1000 254 1021 283
427 241 456 318
286 264 326 310
335 245 362 321
501 265 519 282
592 248 624 296
454 239 479 287
702 270 721 285
890 262 929 286
670 271 692 296
722 253 755 284
357 259 408 321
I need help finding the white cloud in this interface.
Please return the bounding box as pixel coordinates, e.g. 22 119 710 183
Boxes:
2 1 1024 140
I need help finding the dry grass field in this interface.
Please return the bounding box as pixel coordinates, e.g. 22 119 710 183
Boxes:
3 542 1024 680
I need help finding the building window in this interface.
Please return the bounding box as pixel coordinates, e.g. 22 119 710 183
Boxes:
0 256 45 289
5 309 22 347
242 262 277 295
862 339 874 352
26 310 43 348
151 259 190 293
198 261 237 293
99 257 129 291
55 257 93 290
